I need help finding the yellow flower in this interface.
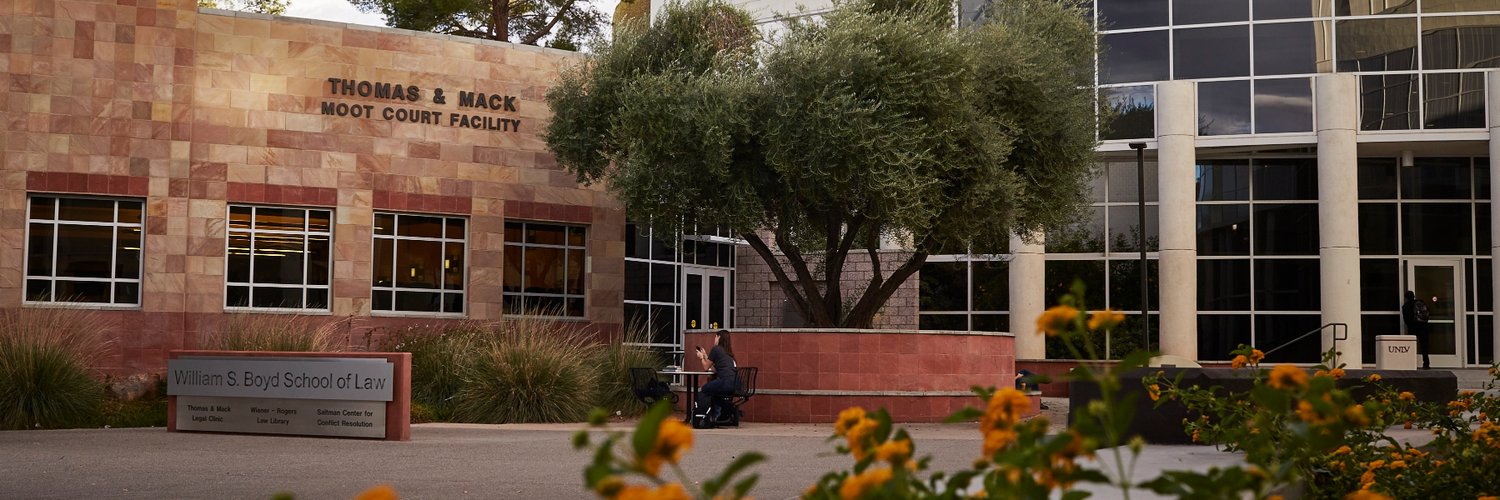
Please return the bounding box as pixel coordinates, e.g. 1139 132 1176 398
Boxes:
1231 355 1248 369
981 428 1018 457
1345 404 1371 427
1478 496 1498 500
1148 384 1162 402
596 476 627 498
1330 368 1346 379
641 419 694 476
838 466 893 500
1345 491 1391 500
846 418 880 461
875 438 912 465
1399 392 1415 402
1086 309 1125 331
835 407 868 437
355 485 399 500
616 483 691 500
1334 445 1352 455
1268 365 1308 390
1249 349 1265 365
1368 374 1383 382
1035 305 1080 336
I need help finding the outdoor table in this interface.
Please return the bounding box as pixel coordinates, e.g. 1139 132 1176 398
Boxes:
658 369 714 419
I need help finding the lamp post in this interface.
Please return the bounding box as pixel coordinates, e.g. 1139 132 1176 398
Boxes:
1128 142 1151 352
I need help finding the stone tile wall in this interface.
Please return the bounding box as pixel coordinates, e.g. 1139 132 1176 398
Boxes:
734 247 919 329
0 0 623 376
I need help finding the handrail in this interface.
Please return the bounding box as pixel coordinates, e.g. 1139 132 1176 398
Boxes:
1262 323 1348 365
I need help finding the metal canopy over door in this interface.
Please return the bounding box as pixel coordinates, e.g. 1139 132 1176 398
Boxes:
1405 259 1465 368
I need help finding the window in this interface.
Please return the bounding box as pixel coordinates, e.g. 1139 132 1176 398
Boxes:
26 196 143 305
372 213 466 314
503 221 587 317
225 205 332 310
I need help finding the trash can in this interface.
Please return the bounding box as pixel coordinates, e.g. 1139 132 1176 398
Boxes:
1375 335 1419 370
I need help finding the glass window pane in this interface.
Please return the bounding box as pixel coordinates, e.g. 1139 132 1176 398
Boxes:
1107 160 1159 203
1402 203 1472 254
651 263 676 303
1362 314 1401 361
251 287 301 308
444 243 464 290
650 304 677 345
307 210 331 233
1101 85 1156 140
373 290 393 311
1256 315 1324 363
445 293 464 314
1254 259 1322 310
1046 208 1105 253
626 260 650 301
446 218 465 239
27 223 53 276
1423 72 1486 129
114 282 139 304
252 234 305 284
1254 78 1315 133
395 291 442 312
1199 260 1251 310
503 245 523 292
920 262 969 312
1109 205 1159 253
1198 80 1252 136
505 221 523 242
1196 160 1251 201
373 238 394 287
1422 0 1497 12
398 215 444 238
1253 158 1318 200
55 225 114 278
569 227 586 246
1477 160 1490 200
227 232 251 283
307 289 328 309
374 213 395 236
30 197 54 220
1253 0 1319 20
919 314 967 332
972 314 1008 333
1174 0 1246 24
1197 205 1252 256
1360 258 1401 311
1109 259 1160 311
118 201 142 225
972 261 1009 311
230 206 252 229
503 294 524 315
1253 203 1320 255
55 280 110 303
626 223 650 259
527 224 566 245
1254 22 1322 75
1360 73 1420 130
1476 258 1492 312
396 239 443 288
27 279 51 302
1174 26 1251 79
1402 157 1472 199
307 235 329 286
1334 0 1413 15
567 249 585 295
1338 18 1418 71
1358 203 1399 255
1045 260 1106 308
116 227 141 279
1478 204 1491 253
566 298 584 317
1421 16 1500 70
58 198 115 222
254 208 305 232
1100 32 1170 84
1197 314 1251 360
1358 158 1399 199
1098 0 1168 29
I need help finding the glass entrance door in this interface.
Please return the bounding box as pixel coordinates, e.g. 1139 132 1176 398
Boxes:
682 266 731 334
1405 260 1464 368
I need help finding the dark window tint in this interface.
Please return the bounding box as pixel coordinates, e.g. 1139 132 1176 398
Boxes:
1402 158 1471 199
1256 314 1323 363
920 262 968 311
1338 18 1418 71
1100 32 1170 84
1174 26 1251 79
1109 205 1160 253
1254 204 1320 255
1421 16 1500 70
1045 260 1107 308
1254 78 1315 133
972 314 1008 333
27 224 53 276
920 314 967 332
1423 72 1486 129
1254 22 1320 75
1252 0 1316 20
58 198 115 223
254 208 304 231
1358 158 1399 199
625 261 649 301
650 263 676 303
398 215 444 238
1253 158 1318 200
1198 80 1252 136
1197 161 1251 201
1108 259 1159 311
1174 0 1246 24
1359 73 1420 131
1362 314 1402 361
1477 160 1490 200
55 225 113 278
1198 205 1252 256
1359 203 1399 255
1334 0 1414 15
55 281 110 303
1199 260 1251 310
1476 258 1492 312
1198 314 1251 360
1402 203 1472 254
1101 85 1156 140
1478 204 1491 253
1360 258 1401 311
972 261 1009 311
1098 0 1168 29
1254 259 1321 310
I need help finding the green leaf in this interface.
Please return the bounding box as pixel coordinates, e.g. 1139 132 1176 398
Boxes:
946 406 983 422
732 475 760 498
632 400 671 460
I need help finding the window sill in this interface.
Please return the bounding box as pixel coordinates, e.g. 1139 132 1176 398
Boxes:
23 302 141 310
223 307 332 315
370 311 467 319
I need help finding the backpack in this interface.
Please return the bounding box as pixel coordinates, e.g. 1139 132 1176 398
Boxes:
1412 299 1430 324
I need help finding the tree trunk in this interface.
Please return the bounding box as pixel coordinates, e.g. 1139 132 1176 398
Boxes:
491 0 509 42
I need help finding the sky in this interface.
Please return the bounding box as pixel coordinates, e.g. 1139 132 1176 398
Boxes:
283 0 623 31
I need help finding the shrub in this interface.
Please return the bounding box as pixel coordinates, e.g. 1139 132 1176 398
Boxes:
451 316 602 423
589 325 666 417
381 322 488 421
0 308 113 429
201 314 345 352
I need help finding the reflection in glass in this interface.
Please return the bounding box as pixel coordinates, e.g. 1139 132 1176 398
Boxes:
30 197 54 220
307 235 329 286
374 213 395 236
1106 160 1159 202
1098 0 1168 29
503 245 523 292
1199 260 1251 310
1046 208 1105 253
1174 26 1251 79
919 262 968 311
651 263 675 302
523 247 564 293
1334 0 1414 15
1100 85 1156 140
1478 160 1490 199
395 291 442 312
1198 80 1252 136
1253 158 1318 200
1108 205 1160 252
1360 258 1401 310
444 243 464 290
1254 78 1315 133
1421 15 1500 69
1197 205 1251 255
1256 314 1323 362
1254 259 1321 310
1253 0 1325 20
1357 158 1399 199
56 225 113 278
527 224 566 245
1424 72 1486 129
973 261 1009 311
58 198 115 223
374 239 394 287
1174 0 1246 24
1359 73 1419 130
252 234 305 284
1338 18 1418 71
398 215 444 238
252 287 302 308
1359 203 1399 254
1100 32 1170 84
1402 157 1471 199
1402 203 1472 254
1198 314 1251 360
1108 259 1159 311
116 228 141 279
396 239 442 288
1196 160 1251 201
114 283 138 305
1254 203 1320 255
1254 22 1322 75
254 208 305 232
55 280 110 303
1045 260 1106 307
27 223 52 276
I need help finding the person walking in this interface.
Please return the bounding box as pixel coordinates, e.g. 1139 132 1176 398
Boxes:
1401 290 1431 369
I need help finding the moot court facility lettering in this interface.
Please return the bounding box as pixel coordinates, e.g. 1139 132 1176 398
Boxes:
318 77 523 132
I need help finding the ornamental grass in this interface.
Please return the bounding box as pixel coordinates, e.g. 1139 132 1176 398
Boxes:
0 308 114 430
201 313 346 352
451 314 601 423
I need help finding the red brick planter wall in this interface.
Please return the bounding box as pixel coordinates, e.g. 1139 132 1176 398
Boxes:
686 329 1030 423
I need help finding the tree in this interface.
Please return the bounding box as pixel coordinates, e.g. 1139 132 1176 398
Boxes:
349 0 606 49
545 0 1100 327
198 0 289 15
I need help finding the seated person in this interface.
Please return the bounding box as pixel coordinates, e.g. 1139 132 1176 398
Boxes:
694 329 739 421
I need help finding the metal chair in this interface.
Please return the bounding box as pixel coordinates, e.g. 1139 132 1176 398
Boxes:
629 367 677 406
713 366 756 427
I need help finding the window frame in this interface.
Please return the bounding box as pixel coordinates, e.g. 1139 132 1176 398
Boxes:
223 204 334 313
370 211 469 317
503 220 590 319
23 195 145 308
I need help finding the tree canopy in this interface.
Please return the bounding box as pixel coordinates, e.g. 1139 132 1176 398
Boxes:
545 0 1100 328
350 0 606 49
198 0 289 15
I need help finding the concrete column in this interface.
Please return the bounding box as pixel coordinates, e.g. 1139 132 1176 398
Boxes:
1316 74 1364 367
1155 80 1198 359
1489 70 1500 365
1009 232 1046 359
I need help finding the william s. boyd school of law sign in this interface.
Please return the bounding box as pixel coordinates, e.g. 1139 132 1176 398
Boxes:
168 355 404 439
